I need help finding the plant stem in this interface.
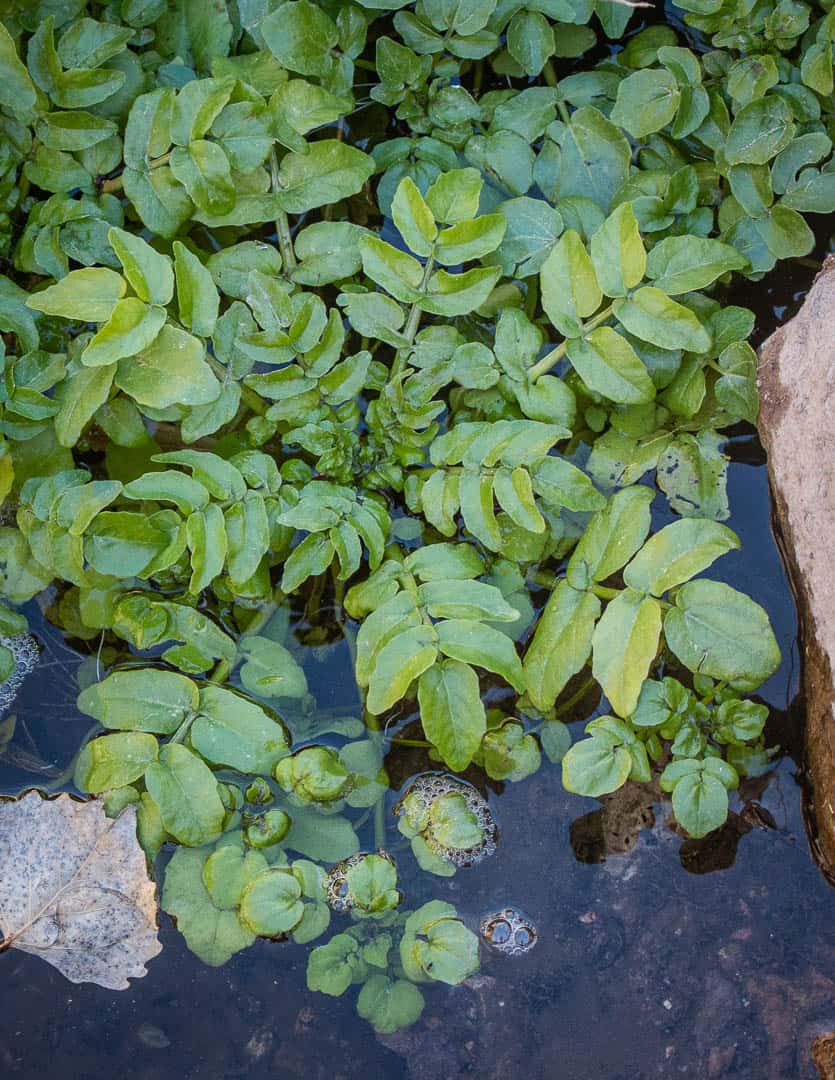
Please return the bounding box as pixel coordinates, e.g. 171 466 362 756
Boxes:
543 61 571 123
553 675 597 719
392 253 435 377
269 147 297 271
389 736 432 748
528 304 614 382
362 708 388 848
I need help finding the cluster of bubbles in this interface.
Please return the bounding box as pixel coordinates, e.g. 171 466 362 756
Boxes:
324 850 397 913
479 908 537 956
394 774 497 867
0 635 39 715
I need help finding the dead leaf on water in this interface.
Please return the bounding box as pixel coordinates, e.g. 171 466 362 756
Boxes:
0 790 162 989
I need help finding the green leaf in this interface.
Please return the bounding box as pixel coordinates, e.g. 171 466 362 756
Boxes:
81 299 166 367
715 341 759 423
540 720 572 763
436 618 525 691
725 95 795 166
357 976 424 1034
124 470 210 515
392 177 437 257
613 287 711 353
77 668 198 734
425 168 482 224
83 512 178 577
434 215 507 266
108 227 175 307
418 659 486 770
567 327 655 404
646 237 748 295
171 77 235 146
610 69 681 138
420 266 501 316
589 203 646 297
531 457 606 512
123 166 193 239
261 0 338 76
523 580 601 711
190 685 290 773
238 636 309 699
114 324 220 408
417 579 519 621
27 268 126 322
239 867 304 936
162 846 255 966
144 743 225 846
671 769 729 838
276 142 375 214
476 719 540 782
54 364 116 448
359 235 423 302
552 106 631 211
507 10 554 76
280 532 336 593
170 140 236 217
38 111 116 152
540 229 602 338
191 508 248 590
400 901 480 985
74 732 159 793
366 625 439 714
307 932 365 996
0 22 37 111
345 853 400 916
174 242 219 338
566 485 654 590
562 733 632 797
663 579 781 690
624 519 740 596
592 588 662 717
203 845 268 910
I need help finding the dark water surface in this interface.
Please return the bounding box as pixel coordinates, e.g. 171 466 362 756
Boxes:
1 182 833 1080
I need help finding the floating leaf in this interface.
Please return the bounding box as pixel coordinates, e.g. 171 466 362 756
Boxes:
0 793 161 989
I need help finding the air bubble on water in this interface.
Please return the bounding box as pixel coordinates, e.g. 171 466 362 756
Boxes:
480 907 537 956
0 634 40 715
394 774 497 867
325 849 396 912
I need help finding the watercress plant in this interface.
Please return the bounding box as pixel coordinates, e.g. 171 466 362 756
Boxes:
0 0 814 1033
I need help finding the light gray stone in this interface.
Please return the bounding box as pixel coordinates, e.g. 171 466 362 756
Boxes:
759 255 835 877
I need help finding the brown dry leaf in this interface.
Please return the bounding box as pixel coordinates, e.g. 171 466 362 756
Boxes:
0 791 162 989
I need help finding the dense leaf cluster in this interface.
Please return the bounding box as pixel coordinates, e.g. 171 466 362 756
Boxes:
0 0 817 1030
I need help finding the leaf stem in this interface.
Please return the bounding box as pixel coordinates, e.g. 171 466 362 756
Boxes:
528 304 614 382
269 147 297 271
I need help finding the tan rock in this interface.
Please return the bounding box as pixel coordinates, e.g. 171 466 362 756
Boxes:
758 255 835 878
813 1031 835 1079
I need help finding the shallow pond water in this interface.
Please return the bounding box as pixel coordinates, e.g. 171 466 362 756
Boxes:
2 266 835 1080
